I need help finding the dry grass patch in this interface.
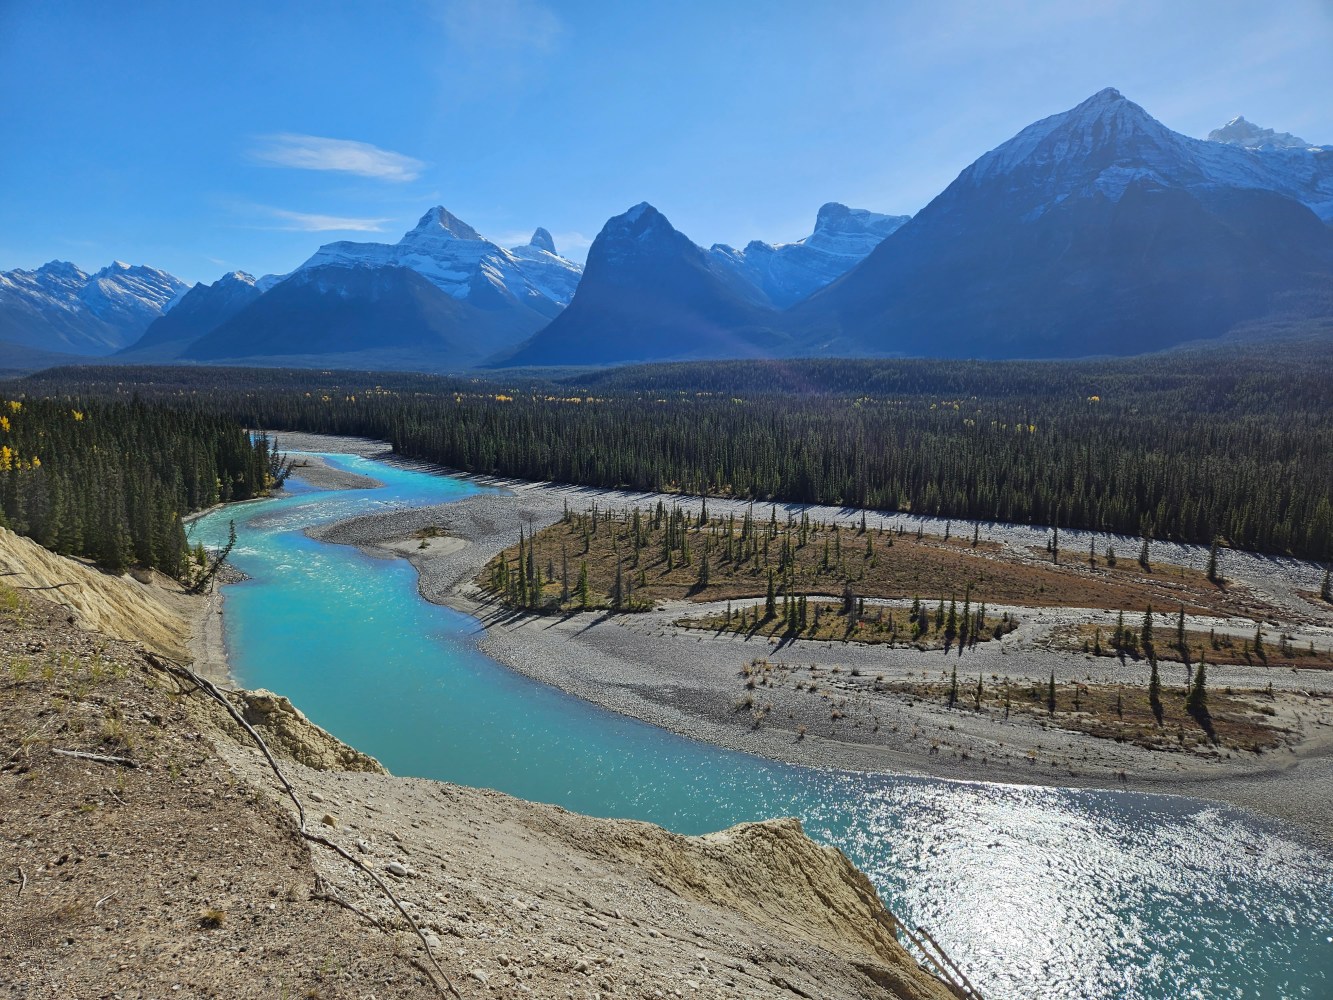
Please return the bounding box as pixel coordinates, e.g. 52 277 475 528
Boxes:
883 676 1296 754
1050 622 1333 671
479 504 1279 620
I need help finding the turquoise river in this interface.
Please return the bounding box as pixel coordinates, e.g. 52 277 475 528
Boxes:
192 452 1333 1000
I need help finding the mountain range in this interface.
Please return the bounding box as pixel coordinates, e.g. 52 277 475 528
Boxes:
784 88 1333 360
3 88 1330 371
0 261 186 359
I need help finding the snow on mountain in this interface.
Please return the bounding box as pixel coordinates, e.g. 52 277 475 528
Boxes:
0 260 187 356
792 87 1333 361
962 88 1333 222
121 271 263 359
709 203 910 308
506 228 581 306
1207 116 1312 150
81 261 188 325
298 207 582 311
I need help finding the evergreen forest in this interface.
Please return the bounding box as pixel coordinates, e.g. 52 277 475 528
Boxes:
0 396 284 574
18 345 1333 561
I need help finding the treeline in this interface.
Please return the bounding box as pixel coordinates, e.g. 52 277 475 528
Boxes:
0 397 282 574
19 348 1333 560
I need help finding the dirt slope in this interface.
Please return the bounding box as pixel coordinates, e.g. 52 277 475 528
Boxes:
0 526 190 661
0 543 964 999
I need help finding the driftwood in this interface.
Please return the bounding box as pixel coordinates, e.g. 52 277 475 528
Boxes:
52 748 138 768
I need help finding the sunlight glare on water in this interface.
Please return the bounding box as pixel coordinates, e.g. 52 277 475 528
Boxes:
193 452 1333 1000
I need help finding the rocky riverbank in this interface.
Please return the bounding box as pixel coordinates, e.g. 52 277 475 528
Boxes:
0 485 963 999
284 433 1333 846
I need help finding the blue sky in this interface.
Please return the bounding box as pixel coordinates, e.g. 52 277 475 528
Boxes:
2 0 1331 284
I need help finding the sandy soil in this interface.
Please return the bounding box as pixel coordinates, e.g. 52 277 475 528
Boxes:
278 434 1333 847
1 548 960 1000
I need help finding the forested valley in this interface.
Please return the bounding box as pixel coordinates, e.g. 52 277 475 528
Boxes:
17 345 1333 562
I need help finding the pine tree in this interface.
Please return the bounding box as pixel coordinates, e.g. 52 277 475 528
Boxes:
764 571 776 619
1186 661 1208 715
577 560 591 609
1148 658 1163 724
1047 671 1056 716
1206 538 1221 584
948 665 958 709
1321 568 1332 603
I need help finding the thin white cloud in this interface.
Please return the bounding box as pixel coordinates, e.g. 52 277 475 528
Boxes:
265 208 393 232
250 134 425 182
437 0 562 58
552 230 592 253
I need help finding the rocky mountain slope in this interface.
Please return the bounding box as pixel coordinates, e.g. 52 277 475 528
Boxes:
709 202 909 308
498 203 790 366
0 527 963 1000
791 88 1333 359
0 260 186 358
119 271 264 362
155 208 583 367
1207 115 1319 151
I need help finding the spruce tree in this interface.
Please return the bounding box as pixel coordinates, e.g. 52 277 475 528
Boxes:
1206 538 1221 584
1149 659 1163 724
577 560 591 609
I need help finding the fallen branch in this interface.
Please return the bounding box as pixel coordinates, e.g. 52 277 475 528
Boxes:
52 748 138 768
146 653 461 1000
13 867 25 897
312 876 385 929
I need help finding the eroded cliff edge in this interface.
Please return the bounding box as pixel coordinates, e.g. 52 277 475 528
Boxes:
0 526 961 999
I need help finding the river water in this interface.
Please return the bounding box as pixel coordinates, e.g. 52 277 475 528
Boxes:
192 452 1333 999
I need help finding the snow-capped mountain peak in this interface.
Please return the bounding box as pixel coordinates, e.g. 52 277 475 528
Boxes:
0 259 186 355
1207 116 1313 150
526 227 556 254
404 206 484 243
707 202 909 308
297 206 582 309
956 87 1333 222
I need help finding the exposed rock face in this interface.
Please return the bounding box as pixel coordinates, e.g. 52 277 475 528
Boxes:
709 202 910 308
232 688 386 773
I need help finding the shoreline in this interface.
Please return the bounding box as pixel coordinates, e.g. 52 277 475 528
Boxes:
289 435 1333 845
180 446 393 688
217 432 1333 846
